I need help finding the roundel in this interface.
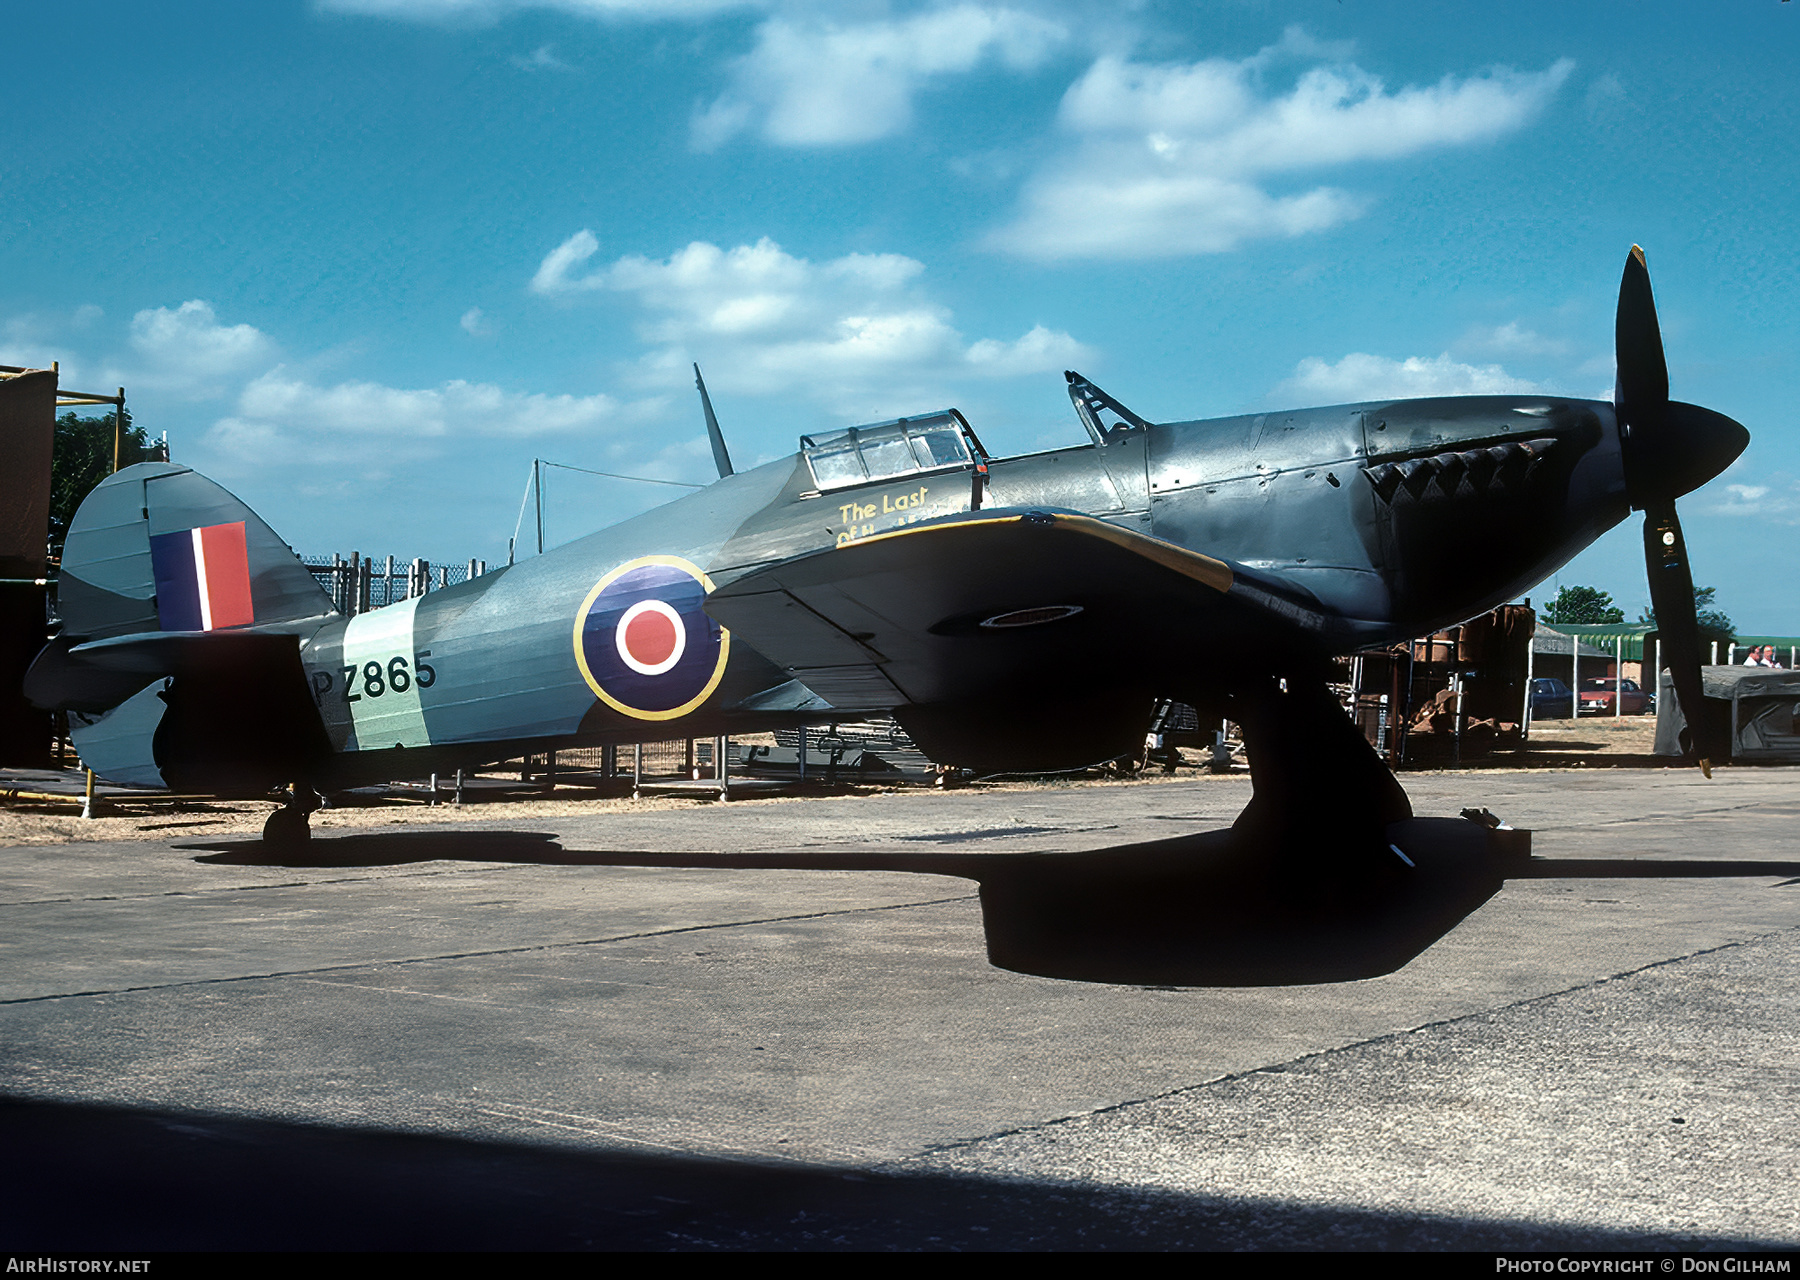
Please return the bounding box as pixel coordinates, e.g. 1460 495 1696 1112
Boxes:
573 556 730 720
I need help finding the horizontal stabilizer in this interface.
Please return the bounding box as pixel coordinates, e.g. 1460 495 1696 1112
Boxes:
54 625 327 793
26 627 305 712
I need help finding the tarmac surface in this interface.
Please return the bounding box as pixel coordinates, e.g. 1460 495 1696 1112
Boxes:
1 765 1797 1250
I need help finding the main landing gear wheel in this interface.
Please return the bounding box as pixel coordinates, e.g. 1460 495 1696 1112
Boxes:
262 805 311 848
262 785 320 849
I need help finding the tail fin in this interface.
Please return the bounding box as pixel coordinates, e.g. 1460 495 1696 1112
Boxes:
58 462 336 642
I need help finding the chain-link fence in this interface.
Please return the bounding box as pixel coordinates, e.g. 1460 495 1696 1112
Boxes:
302 554 490 616
519 741 700 782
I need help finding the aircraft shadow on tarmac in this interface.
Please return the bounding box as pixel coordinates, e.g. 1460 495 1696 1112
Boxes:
193 828 604 869
4 1095 1774 1252
184 819 1800 989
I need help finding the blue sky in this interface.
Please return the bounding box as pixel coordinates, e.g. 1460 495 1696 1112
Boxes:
5 1 1796 629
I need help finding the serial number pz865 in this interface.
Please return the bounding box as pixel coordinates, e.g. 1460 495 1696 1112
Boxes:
308 651 435 703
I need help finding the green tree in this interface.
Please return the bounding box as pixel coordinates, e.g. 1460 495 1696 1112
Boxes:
1639 586 1735 649
50 408 163 554
1544 584 1625 625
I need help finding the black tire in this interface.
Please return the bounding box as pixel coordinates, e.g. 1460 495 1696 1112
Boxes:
262 806 311 848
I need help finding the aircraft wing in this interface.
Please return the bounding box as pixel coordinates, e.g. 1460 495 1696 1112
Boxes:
704 507 1331 710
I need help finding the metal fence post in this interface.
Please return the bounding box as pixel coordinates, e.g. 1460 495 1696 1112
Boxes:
1522 629 1535 740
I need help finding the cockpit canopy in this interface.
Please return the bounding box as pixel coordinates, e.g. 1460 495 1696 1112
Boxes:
800 410 982 493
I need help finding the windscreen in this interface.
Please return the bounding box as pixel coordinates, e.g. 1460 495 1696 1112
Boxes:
801 412 973 492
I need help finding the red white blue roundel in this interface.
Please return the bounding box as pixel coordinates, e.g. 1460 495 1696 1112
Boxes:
573 556 729 720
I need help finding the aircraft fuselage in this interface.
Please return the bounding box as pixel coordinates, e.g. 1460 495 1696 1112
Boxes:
294 392 1629 787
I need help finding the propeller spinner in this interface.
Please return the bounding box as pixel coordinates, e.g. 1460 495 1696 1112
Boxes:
1613 246 1749 773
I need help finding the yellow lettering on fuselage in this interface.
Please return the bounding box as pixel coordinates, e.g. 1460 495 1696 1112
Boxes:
834 485 931 548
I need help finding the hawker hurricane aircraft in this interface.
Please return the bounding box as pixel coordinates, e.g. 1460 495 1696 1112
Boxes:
27 248 1748 852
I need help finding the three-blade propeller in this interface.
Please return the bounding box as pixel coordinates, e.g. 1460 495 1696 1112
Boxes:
1612 246 1749 773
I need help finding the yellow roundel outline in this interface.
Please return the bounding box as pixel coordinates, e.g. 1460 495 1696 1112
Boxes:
572 554 731 722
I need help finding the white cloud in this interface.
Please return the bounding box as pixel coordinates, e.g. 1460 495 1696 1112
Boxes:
692 6 1066 150
510 43 574 71
205 416 310 469
7 300 271 400
965 324 1085 377
460 306 490 335
1000 175 1364 259
1584 71 1627 123
2 308 107 385
992 32 1573 259
1456 321 1569 358
1272 351 1540 404
530 231 1085 414
2 292 679 509
532 230 607 295
319 0 752 23
232 369 619 439
1697 473 1800 525
124 300 274 399
203 370 631 496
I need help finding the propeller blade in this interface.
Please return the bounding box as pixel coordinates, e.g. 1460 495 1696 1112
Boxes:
1616 245 1748 774
1643 501 1725 773
1615 248 1749 506
1615 244 1669 419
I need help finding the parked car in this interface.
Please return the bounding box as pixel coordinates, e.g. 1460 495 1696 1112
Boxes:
1529 677 1573 719
1579 677 1653 715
